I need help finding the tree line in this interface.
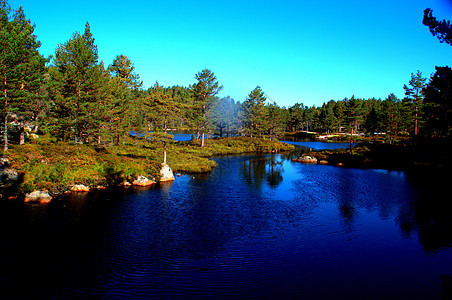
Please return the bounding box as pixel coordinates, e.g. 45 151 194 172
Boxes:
1 1 451 153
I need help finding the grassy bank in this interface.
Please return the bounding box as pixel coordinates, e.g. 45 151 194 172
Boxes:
304 139 451 170
5 135 294 197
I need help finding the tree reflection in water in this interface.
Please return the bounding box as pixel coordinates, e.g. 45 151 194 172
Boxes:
397 169 452 254
240 155 284 189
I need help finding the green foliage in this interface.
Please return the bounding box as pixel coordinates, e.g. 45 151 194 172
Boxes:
191 69 222 146
2 0 451 197
49 22 108 142
423 66 452 137
0 0 48 151
403 70 427 135
423 8 452 46
242 86 267 137
108 54 142 90
7 136 294 193
266 102 286 140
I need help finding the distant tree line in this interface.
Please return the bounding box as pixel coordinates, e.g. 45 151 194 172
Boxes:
1 1 451 153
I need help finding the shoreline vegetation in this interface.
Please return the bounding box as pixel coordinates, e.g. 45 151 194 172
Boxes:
1 135 294 202
286 131 451 170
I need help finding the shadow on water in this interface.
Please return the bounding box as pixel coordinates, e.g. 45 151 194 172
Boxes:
397 168 452 254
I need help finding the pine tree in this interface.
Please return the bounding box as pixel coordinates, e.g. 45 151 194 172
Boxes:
364 104 382 136
108 54 142 91
344 96 363 135
423 8 452 46
107 55 143 145
382 94 402 144
266 102 285 140
289 103 306 132
423 66 452 137
333 100 345 132
403 70 426 136
0 1 47 151
242 86 267 137
191 69 222 147
49 22 106 143
145 82 181 164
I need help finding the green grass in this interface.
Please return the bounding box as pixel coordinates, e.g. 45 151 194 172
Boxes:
6 135 294 195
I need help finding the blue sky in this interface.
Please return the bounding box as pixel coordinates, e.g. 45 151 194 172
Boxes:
9 0 452 107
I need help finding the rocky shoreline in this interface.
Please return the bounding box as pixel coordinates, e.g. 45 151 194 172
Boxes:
1 158 176 204
2 136 294 204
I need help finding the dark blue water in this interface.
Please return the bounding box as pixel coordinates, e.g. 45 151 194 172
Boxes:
281 139 355 150
0 149 451 299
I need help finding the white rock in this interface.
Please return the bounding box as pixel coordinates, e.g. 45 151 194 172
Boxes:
24 190 52 204
70 184 90 192
132 175 156 186
159 164 175 182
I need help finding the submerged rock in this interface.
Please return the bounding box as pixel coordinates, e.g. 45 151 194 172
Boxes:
24 190 52 204
159 164 175 182
132 175 156 186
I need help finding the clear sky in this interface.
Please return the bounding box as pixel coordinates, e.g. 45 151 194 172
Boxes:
8 0 452 107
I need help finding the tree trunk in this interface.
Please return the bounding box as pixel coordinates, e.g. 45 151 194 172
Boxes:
19 123 25 145
414 106 418 136
196 125 200 141
2 113 7 152
3 80 8 152
349 134 353 154
164 111 168 133
201 125 205 147
163 141 167 164
201 104 206 147
164 110 168 164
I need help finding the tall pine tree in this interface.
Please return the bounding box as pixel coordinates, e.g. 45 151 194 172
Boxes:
49 22 106 143
191 69 222 147
403 70 426 136
1 1 47 151
242 86 267 137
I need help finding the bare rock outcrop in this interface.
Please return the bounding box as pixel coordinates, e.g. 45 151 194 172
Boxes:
159 164 175 182
70 184 90 192
132 175 156 187
24 190 52 204
0 158 19 193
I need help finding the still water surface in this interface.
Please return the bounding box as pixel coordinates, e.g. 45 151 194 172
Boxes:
0 145 451 299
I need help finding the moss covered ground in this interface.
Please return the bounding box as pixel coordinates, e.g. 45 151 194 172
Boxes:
5 135 294 196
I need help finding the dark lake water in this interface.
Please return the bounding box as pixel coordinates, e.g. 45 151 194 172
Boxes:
0 144 451 299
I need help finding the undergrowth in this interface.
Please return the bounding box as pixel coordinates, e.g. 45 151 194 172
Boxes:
6 135 294 195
